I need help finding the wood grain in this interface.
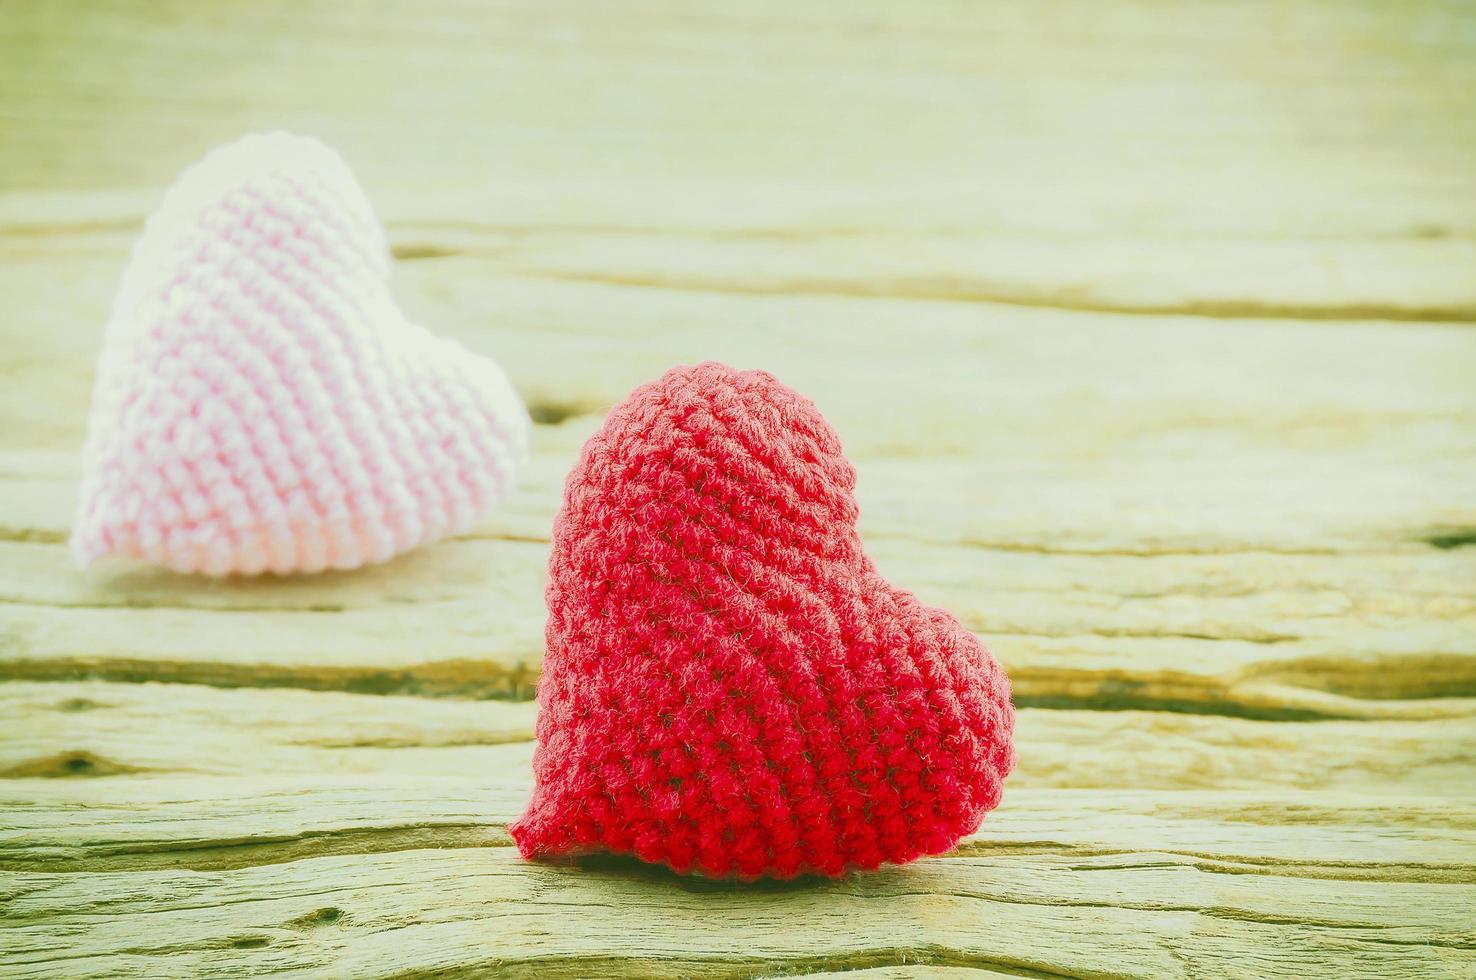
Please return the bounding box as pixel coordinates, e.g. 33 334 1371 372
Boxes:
5 829 1474 978
1 0 1474 976
4 0 1476 321
3 682 1473 795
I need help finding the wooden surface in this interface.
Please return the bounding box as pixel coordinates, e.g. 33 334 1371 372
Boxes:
2 1 1475 977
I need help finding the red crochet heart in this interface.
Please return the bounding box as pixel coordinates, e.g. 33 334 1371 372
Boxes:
511 362 1014 879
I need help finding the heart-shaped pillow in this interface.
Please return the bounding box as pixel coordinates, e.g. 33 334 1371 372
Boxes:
511 362 1014 879
72 133 529 576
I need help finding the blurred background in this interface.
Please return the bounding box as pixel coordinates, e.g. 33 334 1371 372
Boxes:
4 0 1474 567
4 0 1476 778
6 3 1476 372
4 0 1476 766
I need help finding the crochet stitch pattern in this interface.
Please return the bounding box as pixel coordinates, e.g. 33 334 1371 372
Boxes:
72 133 529 576
511 362 1015 879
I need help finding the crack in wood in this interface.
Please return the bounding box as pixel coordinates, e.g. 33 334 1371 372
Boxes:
515 268 1476 324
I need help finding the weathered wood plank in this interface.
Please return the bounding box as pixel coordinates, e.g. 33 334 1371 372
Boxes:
3 682 1473 796
5 552 1472 718
3 830 1473 978
11 779 1476 879
6 777 1476 880
6 251 1476 462
2 428 1474 717
5 580 1472 717
6 193 1476 325
3 0 1476 319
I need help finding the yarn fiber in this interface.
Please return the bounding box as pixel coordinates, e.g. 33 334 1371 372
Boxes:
511 362 1015 879
72 133 529 576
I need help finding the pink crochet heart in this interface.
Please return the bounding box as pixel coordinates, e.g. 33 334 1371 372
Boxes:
72 133 529 576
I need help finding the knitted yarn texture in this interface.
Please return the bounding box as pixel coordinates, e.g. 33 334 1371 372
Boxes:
72 133 529 576
511 362 1015 879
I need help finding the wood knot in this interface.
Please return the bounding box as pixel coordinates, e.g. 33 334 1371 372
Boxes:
0 751 145 779
228 935 271 949
527 397 601 426
1425 527 1476 550
289 907 346 929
